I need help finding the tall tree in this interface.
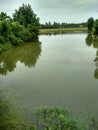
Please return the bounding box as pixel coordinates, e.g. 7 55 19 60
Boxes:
87 17 94 32
13 4 40 40
13 4 40 27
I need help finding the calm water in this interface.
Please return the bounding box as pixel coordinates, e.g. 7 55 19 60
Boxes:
0 33 98 115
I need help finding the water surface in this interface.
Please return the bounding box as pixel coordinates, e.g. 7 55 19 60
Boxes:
0 33 98 116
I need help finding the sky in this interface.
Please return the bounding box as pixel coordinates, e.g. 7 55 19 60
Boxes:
0 0 98 24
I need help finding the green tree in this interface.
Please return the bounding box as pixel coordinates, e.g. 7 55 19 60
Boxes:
0 20 12 44
87 17 94 32
0 12 11 21
53 22 59 28
13 4 39 27
0 12 12 44
13 4 40 40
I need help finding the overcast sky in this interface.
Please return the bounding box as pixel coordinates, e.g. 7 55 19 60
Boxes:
0 0 98 23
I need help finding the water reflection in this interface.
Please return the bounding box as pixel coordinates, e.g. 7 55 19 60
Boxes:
0 42 41 75
85 33 93 47
85 34 98 79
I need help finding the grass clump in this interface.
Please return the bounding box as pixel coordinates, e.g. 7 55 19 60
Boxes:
0 88 32 130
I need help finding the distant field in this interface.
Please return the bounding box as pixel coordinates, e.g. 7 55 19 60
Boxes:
39 27 87 34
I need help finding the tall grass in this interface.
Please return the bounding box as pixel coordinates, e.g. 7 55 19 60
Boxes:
0 87 32 130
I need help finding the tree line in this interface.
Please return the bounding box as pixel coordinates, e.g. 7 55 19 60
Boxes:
41 22 87 29
0 4 40 50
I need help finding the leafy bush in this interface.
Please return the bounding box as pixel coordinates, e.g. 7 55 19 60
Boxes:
33 106 89 130
9 35 23 45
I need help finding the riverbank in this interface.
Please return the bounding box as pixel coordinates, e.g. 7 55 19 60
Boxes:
39 27 87 34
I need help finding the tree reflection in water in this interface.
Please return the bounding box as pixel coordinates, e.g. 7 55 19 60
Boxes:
0 42 41 75
85 34 98 79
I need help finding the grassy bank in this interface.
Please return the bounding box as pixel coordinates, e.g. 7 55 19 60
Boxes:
39 27 87 34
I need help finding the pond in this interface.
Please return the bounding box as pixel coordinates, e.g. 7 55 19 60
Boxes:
0 33 98 116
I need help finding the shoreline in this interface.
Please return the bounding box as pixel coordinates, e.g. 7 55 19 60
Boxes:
39 27 87 34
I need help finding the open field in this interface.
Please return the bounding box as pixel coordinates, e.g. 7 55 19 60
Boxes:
39 27 88 34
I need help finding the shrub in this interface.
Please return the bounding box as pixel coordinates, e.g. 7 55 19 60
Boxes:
34 106 88 130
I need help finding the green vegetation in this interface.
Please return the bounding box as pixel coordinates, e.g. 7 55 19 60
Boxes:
1 83 98 130
0 4 40 52
87 17 94 32
39 27 87 34
87 17 98 35
13 4 40 40
0 88 29 130
33 106 98 130
34 106 87 130
0 87 98 130
1 100 98 130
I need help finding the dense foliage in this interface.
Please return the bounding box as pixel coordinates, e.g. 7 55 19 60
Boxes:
33 107 98 130
34 107 86 130
13 4 40 40
13 4 40 27
87 17 98 35
0 4 40 51
87 17 94 32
